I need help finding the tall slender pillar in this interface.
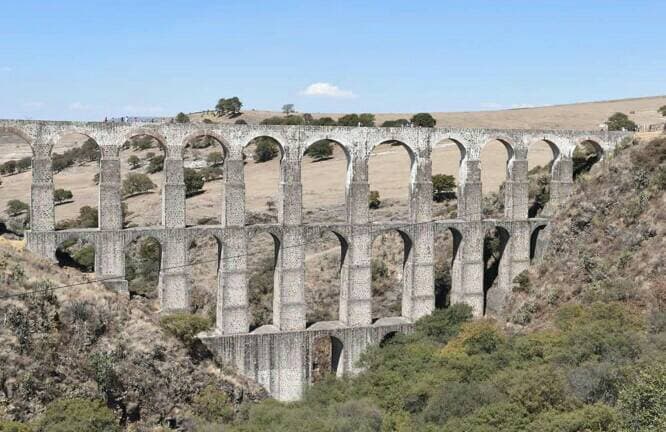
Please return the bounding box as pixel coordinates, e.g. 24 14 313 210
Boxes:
273 154 306 331
27 133 56 260
402 147 434 321
218 156 249 334
339 152 372 326
96 143 127 293
160 150 189 312
454 158 484 316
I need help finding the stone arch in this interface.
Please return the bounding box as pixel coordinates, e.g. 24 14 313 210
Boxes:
242 133 286 161
0 127 34 232
305 229 349 324
433 226 463 309
431 138 467 218
50 131 101 229
187 233 222 316
379 330 399 347
124 235 163 299
301 139 350 223
247 231 281 331
311 335 344 382
182 133 228 226
243 136 284 224
480 138 514 217
55 235 96 273
371 227 413 321
368 140 416 221
0 126 34 153
120 131 168 227
483 226 510 316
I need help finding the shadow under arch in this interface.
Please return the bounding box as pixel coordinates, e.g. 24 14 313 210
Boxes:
55 236 95 273
434 226 463 309
530 224 548 263
310 335 345 383
572 139 604 179
125 235 162 299
187 233 222 316
483 225 510 316
526 139 560 218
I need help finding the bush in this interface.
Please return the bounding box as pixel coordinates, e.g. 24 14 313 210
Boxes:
617 362 666 431
16 157 31 172
337 113 375 127
513 270 531 293
415 303 473 344
127 155 141 170
606 112 637 131
312 117 336 126
423 382 500 425
122 173 156 197
77 206 98 228
411 113 436 127
432 174 456 201
160 313 211 349
6 200 29 216
369 190 381 209
381 119 410 127
206 151 224 166
72 244 95 272
36 398 119 432
192 385 235 423
184 168 205 196
175 112 190 123
253 138 279 162
146 154 164 173
305 140 333 161
0 420 32 432
0 159 17 175
53 188 73 204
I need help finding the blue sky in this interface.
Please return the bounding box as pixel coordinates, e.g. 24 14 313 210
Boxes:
1 0 664 121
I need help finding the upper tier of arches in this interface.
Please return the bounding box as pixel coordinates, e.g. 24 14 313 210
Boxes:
0 121 630 165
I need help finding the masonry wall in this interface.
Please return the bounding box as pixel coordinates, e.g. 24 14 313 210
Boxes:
0 120 629 400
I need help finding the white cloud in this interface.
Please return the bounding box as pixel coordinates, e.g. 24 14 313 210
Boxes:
0 66 12 72
510 103 534 109
301 82 356 98
480 102 535 110
69 101 92 111
22 101 45 109
122 104 165 115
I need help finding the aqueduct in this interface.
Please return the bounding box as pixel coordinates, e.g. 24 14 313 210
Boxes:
0 120 629 400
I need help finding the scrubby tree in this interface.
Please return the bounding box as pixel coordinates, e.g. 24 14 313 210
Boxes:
53 188 73 204
235 119 247 125
206 151 224 167
122 173 156 197
432 174 456 201
16 157 31 172
216 97 243 116
184 168 205 196
175 112 190 123
412 112 436 127
382 119 410 127
606 112 638 131
282 104 295 114
127 155 141 170
1 160 17 175
261 115 305 125
659 105 666 117
6 199 29 216
305 140 333 161
253 138 280 162
146 154 164 173
337 114 360 126
369 190 381 209
77 205 98 228
312 117 337 126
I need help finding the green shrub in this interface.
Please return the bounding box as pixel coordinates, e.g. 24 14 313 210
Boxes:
422 382 500 425
411 112 436 127
512 270 532 293
175 112 190 123
184 168 205 196
432 174 456 202
0 420 32 432
305 140 333 161
36 398 119 432
617 362 666 431
146 154 164 173
122 173 156 197
528 404 621 432
253 138 279 162
6 200 29 216
414 303 473 344
368 190 381 209
192 385 235 423
160 313 211 348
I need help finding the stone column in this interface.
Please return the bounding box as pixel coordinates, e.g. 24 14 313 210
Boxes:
503 158 528 220
339 153 372 327
27 134 56 259
454 158 484 316
160 149 189 312
96 143 127 293
218 157 249 334
273 153 306 331
547 155 574 214
402 148 434 321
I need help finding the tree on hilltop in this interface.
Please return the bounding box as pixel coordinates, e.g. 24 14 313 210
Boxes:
175 112 190 123
215 97 243 116
606 112 638 131
53 188 74 204
282 104 295 114
412 113 436 127
659 105 666 117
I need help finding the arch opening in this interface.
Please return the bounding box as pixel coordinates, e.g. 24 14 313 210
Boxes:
311 335 344 383
481 140 512 218
183 136 226 226
573 140 603 179
243 136 283 225
432 139 465 219
368 141 415 222
0 130 33 237
120 135 166 227
56 238 95 273
188 234 222 321
52 133 101 230
527 140 558 218
371 229 410 321
379 331 399 347
483 227 510 315
125 236 162 300
433 228 461 309
530 225 547 263
247 232 279 330
302 140 349 223
305 231 346 324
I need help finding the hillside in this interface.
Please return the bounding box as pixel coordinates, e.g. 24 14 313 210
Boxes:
190 95 666 130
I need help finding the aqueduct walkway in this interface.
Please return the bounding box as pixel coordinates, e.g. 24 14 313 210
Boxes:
0 120 629 400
